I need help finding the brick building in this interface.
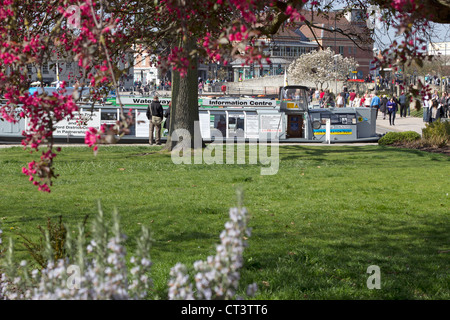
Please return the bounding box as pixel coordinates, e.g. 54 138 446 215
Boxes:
230 9 374 82
298 9 374 79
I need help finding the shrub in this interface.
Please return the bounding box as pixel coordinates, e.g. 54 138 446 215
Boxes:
15 215 90 270
378 131 421 146
422 120 450 148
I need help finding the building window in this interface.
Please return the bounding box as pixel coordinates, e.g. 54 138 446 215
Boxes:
43 63 49 74
339 46 344 55
349 47 352 54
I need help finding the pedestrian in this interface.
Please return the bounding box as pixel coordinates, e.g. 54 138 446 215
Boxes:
352 94 361 108
146 95 164 145
370 93 380 118
399 91 407 117
323 90 334 108
319 89 325 106
386 96 397 126
336 92 344 108
380 95 388 120
364 93 372 108
432 90 439 101
423 94 430 123
349 90 356 106
430 98 440 123
360 94 365 107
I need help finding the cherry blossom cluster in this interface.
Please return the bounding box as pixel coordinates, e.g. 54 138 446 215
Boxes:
0 0 127 191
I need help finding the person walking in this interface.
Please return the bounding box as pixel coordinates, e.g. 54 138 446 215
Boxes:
423 94 430 123
319 89 325 106
386 96 397 126
146 96 164 145
380 95 388 120
399 92 407 117
336 92 344 108
364 93 372 108
349 90 356 106
323 90 334 108
352 94 361 108
360 94 366 107
430 98 440 123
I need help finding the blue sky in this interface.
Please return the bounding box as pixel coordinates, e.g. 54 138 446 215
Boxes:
330 2 450 50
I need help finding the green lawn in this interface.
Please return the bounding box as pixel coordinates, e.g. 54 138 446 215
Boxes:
0 144 448 299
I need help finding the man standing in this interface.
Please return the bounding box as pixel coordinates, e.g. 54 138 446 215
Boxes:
319 89 325 107
147 96 164 145
399 92 407 118
349 90 356 107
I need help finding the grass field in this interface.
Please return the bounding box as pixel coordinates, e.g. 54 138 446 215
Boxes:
0 144 448 300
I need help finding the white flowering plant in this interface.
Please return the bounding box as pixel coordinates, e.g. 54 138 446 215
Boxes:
0 198 256 300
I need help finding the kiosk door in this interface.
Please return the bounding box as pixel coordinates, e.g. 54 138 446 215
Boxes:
287 115 303 138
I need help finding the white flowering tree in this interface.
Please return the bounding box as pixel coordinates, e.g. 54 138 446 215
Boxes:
288 48 358 90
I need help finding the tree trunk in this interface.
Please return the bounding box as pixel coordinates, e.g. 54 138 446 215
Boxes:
164 38 204 151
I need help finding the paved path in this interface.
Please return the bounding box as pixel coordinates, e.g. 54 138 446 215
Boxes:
375 114 426 135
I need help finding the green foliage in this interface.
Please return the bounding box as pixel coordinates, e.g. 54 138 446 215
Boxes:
422 120 450 147
1 145 449 299
16 215 89 269
378 131 421 146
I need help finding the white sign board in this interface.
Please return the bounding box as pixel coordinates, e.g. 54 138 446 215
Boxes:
135 109 149 138
53 111 100 136
245 114 259 139
118 97 171 106
199 113 211 140
260 114 282 133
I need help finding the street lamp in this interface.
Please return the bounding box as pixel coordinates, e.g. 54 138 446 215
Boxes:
333 54 340 94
